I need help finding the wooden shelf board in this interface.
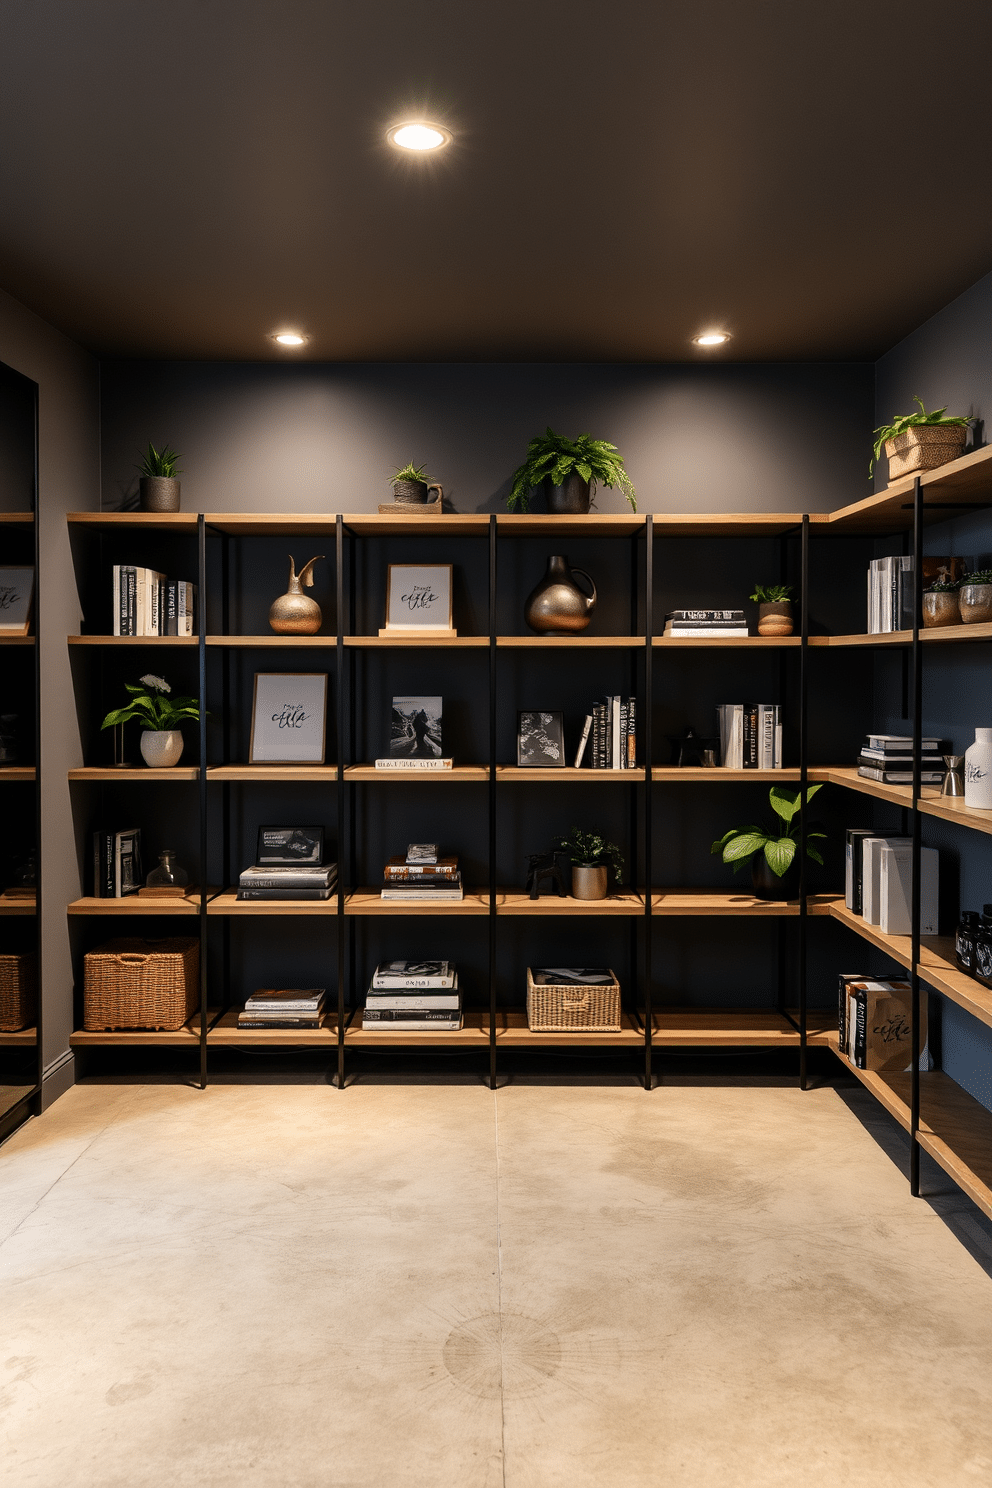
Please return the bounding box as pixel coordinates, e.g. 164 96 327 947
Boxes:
0 901 36 916
0 511 34 525
651 890 836 916
345 764 488 781
343 514 491 537
497 514 645 538
824 766 992 836
206 765 339 782
345 890 490 916
344 634 488 648
497 635 646 648
652 767 813 782
817 622 992 648
497 766 645 782
0 636 34 646
203 514 345 536
68 634 197 646
69 766 199 781
0 767 35 781
489 1010 643 1046
647 1009 831 1045
207 891 339 916
345 1009 493 1046
498 891 644 916
824 444 992 533
67 511 199 531
205 635 338 647
0 1027 37 1045
70 1014 217 1047
654 635 802 648
651 513 807 537
68 893 208 915
206 1007 339 1044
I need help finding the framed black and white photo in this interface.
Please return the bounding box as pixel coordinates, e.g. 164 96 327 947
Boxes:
517 711 565 767
0 567 34 636
256 826 325 865
391 696 443 758
249 673 328 763
382 564 453 633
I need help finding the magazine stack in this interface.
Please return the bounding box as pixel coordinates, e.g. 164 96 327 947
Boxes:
361 961 462 1031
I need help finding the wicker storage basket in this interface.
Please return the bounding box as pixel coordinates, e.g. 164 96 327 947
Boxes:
884 424 967 482
83 937 199 1031
526 967 621 1033
0 953 37 1032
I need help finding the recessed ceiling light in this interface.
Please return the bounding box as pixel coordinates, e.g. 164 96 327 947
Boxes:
387 122 451 152
692 332 731 347
272 332 306 347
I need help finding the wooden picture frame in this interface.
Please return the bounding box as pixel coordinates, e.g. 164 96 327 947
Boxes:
0 566 34 636
249 673 328 764
381 564 455 635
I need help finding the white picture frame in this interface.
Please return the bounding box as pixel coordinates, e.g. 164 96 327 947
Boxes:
0 567 34 635
382 564 454 634
249 673 328 764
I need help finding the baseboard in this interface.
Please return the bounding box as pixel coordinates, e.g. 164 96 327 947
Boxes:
41 1050 75 1108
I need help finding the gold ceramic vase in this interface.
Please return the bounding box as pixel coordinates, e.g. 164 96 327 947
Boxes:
269 555 324 634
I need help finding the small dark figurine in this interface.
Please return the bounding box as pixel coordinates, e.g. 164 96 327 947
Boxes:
668 726 721 767
525 850 566 900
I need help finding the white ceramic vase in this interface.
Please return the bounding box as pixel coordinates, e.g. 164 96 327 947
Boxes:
140 729 184 768
964 728 992 809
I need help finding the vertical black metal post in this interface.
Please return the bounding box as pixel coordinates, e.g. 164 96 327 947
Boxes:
644 515 654 1090
629 534 639 1033
335 515 346 1090
910 478 923 1194
798 516 809 1090
197 514 208 1090
488 515 498 1091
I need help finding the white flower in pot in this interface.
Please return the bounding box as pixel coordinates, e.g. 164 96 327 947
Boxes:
100 673 203 768
553 826 625 901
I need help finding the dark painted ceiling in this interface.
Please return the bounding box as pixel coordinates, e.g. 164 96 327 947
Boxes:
0 1 989 363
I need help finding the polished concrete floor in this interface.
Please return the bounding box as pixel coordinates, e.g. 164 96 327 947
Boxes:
2 1072 992 1487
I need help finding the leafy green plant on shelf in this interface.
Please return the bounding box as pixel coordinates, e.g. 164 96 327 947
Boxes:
100 675 202 732
749 583 793 603
507 428 637 512
711 785 825 879
137 443 182 479
391 460 430 484
869 397 972 478
963 568 992 585
924 576 960 593
554 826 625 883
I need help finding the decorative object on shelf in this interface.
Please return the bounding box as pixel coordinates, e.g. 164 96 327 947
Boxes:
0 951 37 1032
92 828 142 897
0 713 18 764
664 609 748 637
711 785 824 902
507 427 637 513
870 397 972 484
14 849 37 892
750 583 794 636
140 850 190 898
390 696 443 759
524 850 567 900
524 555 597 634
82 936 199 1032
717 704 782 769
922 577 961 628
249 672 328 764
100 674 201 769
668 726 720 767
526 967 622 1033
958 570 992 625
137 443 182 512
0 566 34 635
390 461 443 506
964 728 992 809
382 563 454 635
268 555 325 634
941 756 965 797
380 845 463 900
517 711 565 767
256 826 325 865
553 826 625 901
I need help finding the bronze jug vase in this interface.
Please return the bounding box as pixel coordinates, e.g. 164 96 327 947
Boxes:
524 555 597 635
269 555 325 634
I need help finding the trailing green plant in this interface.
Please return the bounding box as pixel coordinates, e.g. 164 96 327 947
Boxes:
507 428 637 512
101 674 203 733
138 443 182 479
711 785 825 879
962 568 992 585
924 577 960 593
870 396 972 477
554 826 625 883
392 460 430 484
749 583 793 604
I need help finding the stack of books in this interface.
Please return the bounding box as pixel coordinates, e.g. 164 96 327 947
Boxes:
574 696 637 768
716 703 783 768
836 974 930 1070
663 609 748 638
237 861 338 901
362 961 462 1030
857 733 944 784
237 988 326 1030
866 557 914 634
113 565 197 636
380 844 463 901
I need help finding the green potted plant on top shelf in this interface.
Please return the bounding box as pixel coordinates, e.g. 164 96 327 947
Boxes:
507 428 637 515
390 460 442 507
711 785 825 902
101 674 203 769
922 574 962 629
138 443 183 513
554 826 625 901
870 396 972 485
750 582 794 636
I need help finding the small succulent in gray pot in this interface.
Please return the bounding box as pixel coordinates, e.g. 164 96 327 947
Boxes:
391 461 442 505
958 569 992 626
922 576 962 629
138 443 182 512
553 826 625 901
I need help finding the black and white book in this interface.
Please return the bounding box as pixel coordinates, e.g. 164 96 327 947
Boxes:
837 972 868 1050
384 856 458 880
365 992 461 1009
113 828 142 896
857 766 944 784
858 748 944 765
362 1004 462 1021
236 1013 324 1028
573 712 594 768
380 880 464 900
244 988 325 1012
236 886 335 900
667 610 745 622
866 734 943 753
371 960 456 989
406 843 438 863
717 703 782 769
239 865 337 889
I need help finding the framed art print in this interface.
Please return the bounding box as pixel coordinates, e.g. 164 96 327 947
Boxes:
249 673 328 763
0 567 34 635
391 696 443 758
382 564 454 633
517 711 565 767
256 826 325 865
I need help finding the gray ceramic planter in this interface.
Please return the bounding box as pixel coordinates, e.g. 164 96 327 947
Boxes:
139 477 181 512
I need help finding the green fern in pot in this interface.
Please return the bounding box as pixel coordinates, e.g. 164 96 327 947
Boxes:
507 428 637 515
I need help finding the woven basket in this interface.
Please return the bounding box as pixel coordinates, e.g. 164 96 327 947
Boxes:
885 425 967 482
0 953 37 1032
83 937 199 1031
526 968 621 1033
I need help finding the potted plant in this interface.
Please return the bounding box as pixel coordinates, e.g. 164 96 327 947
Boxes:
711 785 825 901
101 674 202 768
391 461 441 506
507 428 637 515
138 443 182 513
958 569 992 625
553 826 625 901
922 576 961 629
750 582 794 636
870 397 972 485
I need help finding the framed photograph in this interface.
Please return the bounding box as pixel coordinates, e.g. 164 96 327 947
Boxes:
382 564 454 633
0 567 34 635
517 711 565 767
391 696 443 758
249 673 328 763
256 826 325 865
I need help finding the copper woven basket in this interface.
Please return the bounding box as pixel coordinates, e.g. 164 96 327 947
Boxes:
83 937 199 1031
0 953 37 1032
526 968 621 1033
